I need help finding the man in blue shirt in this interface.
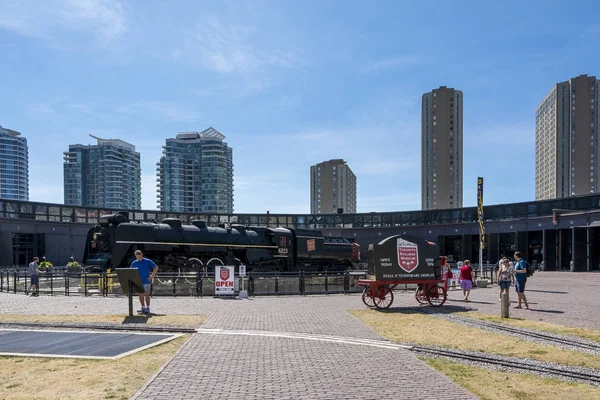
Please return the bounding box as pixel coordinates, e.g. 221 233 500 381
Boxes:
130 250 158 314
513 251 529 310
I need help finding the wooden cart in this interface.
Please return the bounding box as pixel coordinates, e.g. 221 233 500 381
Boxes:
358 279 447 309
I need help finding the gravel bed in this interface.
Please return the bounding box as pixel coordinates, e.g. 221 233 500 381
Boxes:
405 307 600 356
407 342 600 386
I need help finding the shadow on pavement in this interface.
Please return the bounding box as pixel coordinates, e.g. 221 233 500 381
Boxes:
526 290 569 294
527 309 565 314
122 315 149 324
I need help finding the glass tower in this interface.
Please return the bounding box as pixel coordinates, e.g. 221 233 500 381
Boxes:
157 127 234 213
0 125 28 200
63 135 141 209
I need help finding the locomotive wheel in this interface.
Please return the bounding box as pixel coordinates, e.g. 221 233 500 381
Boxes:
373 285 394 310
415 284 427 304
427 285 447 307
361 287 376 308
186 258 203 270
207 257 224 266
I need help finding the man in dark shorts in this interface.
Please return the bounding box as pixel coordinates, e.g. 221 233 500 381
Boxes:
130 250 158 314
28 257 41 296
513 251 529 309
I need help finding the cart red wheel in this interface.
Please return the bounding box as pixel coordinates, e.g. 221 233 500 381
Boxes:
415 284 427 304
373 285 394 309
362 286 376 308
427 285 447 307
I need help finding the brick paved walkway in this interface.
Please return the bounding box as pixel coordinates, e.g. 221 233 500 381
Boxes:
2 272 598 399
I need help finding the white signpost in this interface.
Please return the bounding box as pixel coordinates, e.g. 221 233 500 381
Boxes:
239 264 248 299
215 265 235 296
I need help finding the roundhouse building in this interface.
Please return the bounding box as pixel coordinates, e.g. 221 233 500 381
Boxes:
1 194 600 270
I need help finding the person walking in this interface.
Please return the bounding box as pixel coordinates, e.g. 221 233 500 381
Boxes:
459 260 474 302
28 257 42 296
130 250 158 314
496 257 514 302
513 251 529 309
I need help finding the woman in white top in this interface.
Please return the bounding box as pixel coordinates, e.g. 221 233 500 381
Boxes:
497 258 515 302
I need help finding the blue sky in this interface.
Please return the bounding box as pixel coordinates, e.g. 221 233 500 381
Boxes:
1 0 599 213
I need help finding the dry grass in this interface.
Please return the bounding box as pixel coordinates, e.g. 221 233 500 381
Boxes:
463 311 600 343
351 310 600 370
424 357 600 400
0 314 208 328
0 335 188 400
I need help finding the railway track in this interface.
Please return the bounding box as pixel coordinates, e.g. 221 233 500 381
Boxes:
404 306 600 354
411 345 600 385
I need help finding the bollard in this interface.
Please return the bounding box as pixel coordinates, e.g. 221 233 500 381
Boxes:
501 293 510 318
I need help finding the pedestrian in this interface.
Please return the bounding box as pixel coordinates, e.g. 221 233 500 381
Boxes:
496 257 514 302
513 251 529 309
130 250 158 314
459 259 474 302
28 257 42 296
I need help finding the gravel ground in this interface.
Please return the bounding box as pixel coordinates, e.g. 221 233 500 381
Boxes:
409 343 600 386
405 307 600 356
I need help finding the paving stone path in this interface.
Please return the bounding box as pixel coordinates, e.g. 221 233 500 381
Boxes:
2 271 598 399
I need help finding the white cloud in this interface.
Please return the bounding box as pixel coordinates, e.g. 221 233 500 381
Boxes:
0 0 127 43
68 103 93 114
362 55 422 72
28 103 55 115
185 16 297 75
117 101 200 122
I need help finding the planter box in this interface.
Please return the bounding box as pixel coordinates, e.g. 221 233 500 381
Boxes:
476 279 488 288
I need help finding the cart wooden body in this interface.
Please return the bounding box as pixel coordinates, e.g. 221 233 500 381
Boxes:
359 234 449 309
358 278 447 309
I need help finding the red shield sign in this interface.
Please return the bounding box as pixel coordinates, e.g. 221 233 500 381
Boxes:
280 236 287 247
397 238 419 273
220 267 230 281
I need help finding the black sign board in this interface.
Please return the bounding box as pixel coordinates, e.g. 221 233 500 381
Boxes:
115 268 146 316
371 235 440 280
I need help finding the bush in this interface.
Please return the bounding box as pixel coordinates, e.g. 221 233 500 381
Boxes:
39 261 53 271
67 261 80 268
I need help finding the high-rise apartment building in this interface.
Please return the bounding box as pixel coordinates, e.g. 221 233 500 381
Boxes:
310 159 357 214
63 135 141 209
421 86 463 210
157 127 233 213
0 125 28 200
536 74 599 200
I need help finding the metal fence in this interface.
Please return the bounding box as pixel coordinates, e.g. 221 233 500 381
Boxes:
1 264 506 298
0 268 375 297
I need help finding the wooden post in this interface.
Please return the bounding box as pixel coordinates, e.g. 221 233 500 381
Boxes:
501 293 509 318
128 280 134 317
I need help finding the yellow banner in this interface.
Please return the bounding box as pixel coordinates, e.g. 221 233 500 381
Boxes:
477 177 485 248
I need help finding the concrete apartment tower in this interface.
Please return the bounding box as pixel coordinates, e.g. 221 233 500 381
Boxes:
421 86 463 210
536 74 600 200
0 125 28 200
157 127 233 213
63 135 141 209
310 159 357 214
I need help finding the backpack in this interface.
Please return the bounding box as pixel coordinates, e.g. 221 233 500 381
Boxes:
525 261 534 277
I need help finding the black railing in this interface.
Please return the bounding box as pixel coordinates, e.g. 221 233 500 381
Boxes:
0 269 371 297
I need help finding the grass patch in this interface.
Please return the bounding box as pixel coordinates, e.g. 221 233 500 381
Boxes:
424 357 600 400
463 312 600 343
0 314 208 328
351 310 600 370
0 335 188 400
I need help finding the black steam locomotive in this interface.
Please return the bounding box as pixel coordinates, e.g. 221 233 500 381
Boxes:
83 212 361 273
